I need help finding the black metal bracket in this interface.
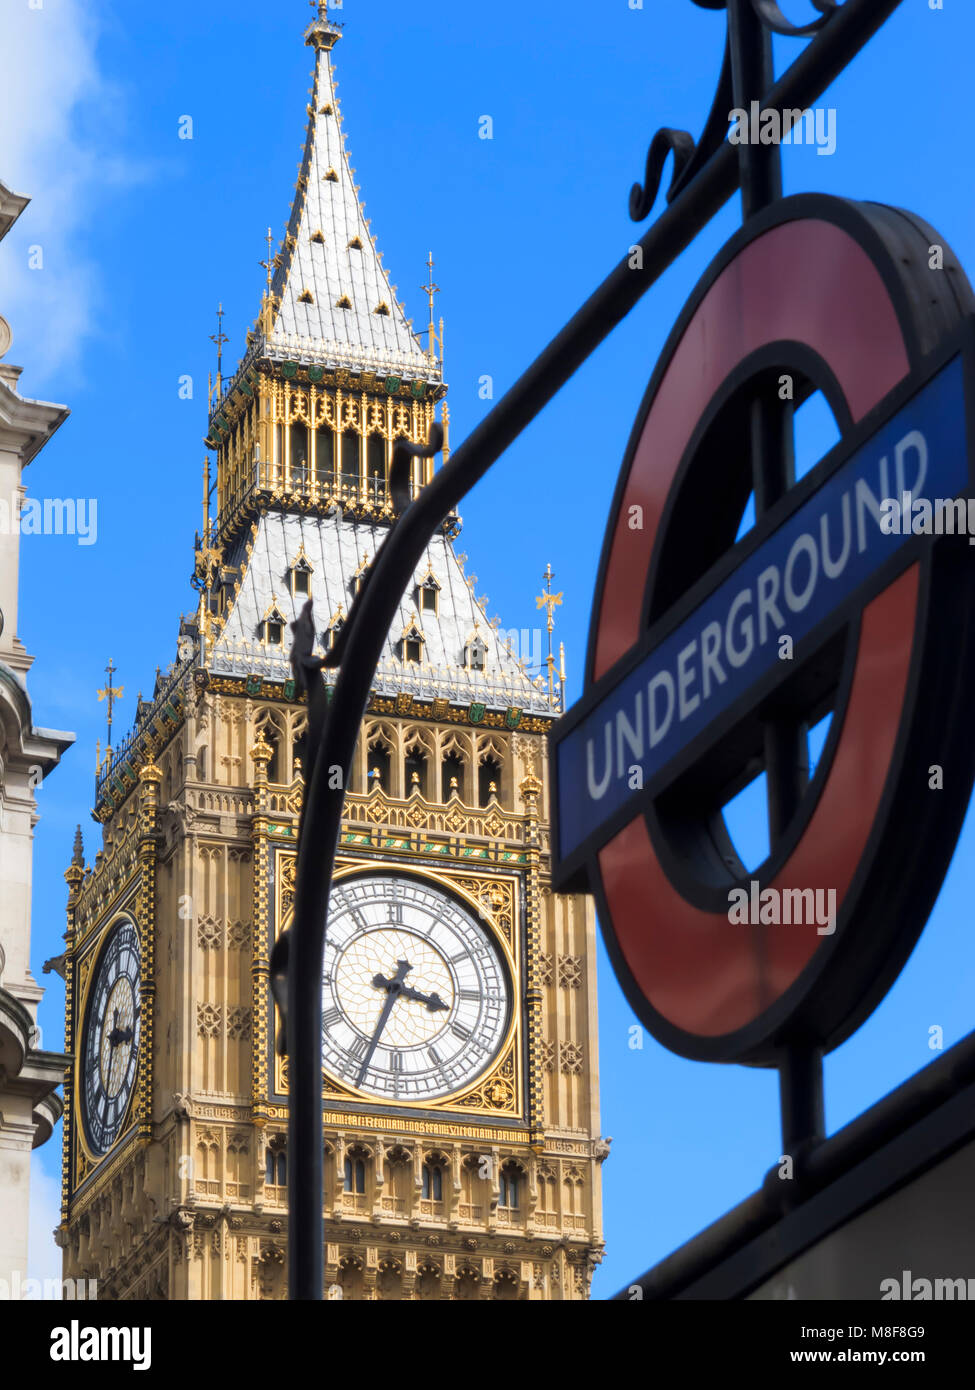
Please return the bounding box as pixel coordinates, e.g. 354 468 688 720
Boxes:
284 0 907 1299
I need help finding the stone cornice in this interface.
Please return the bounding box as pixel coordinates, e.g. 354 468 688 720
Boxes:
0 375 69 466
0 181 29 241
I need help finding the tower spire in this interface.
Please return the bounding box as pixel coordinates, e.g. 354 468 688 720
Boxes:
244 0 436 382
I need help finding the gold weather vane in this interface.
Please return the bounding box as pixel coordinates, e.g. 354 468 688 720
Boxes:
97 659 124 769
209 303 229 403
260 227 275 295
259 227 278 334
422 252 442 363
535 563 564 701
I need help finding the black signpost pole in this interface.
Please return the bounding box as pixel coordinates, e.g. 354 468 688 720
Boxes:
726 0 824 1155
284 0 905 1299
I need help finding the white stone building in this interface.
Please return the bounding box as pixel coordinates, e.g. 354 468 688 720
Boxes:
0 179 74 1286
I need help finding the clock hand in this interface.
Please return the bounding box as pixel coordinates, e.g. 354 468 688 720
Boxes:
398 983 448 1013
98 1055 112 1133
107 1005 135 1049
356 960 412 1086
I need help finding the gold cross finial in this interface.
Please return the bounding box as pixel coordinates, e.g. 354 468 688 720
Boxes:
97 659 124 761
422 252 441 361
535 563 564 702
260 227 275 297
209 303 229 402
535 563 563 625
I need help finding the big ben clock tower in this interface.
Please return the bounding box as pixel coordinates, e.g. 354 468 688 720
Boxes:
59 2 606 1301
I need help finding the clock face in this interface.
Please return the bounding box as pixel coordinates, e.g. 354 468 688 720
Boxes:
80 919 141 1156
321 874 510 1102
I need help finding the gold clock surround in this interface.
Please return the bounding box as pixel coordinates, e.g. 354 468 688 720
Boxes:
272 856 524 1118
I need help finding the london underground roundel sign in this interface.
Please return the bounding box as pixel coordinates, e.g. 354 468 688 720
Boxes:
552 194 975 1065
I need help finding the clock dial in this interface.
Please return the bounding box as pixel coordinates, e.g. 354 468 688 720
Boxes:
321 874 510 1101
80 919 141 1156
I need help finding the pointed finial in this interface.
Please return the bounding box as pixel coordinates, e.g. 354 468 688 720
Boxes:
259 227 275 314
535 564 564 702
97 659 124 761
422 252 441 362
71 825 84 868
209 303 229 402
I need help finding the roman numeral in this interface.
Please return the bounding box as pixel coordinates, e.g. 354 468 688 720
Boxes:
323 1008 342 1031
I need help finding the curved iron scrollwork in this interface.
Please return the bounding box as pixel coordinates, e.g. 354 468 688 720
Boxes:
750 0 841 38
629 129 697 222
631 0 845 221
630 36 733 221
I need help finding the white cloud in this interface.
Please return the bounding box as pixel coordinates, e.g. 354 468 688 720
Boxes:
0 0 141 385
28 1145 63 1289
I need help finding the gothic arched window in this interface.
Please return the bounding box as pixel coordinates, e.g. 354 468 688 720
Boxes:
325 606 345 652
290 552 313 598
261 603 287 647
290 424 309 488
417 572 440 615
341 430 360 496
405 744 428 798
441 752 465 803
499 1163 520 1210
344 1156 366 1194
367 434 385 504
399 618 425 665
465 631 488 672
479 755 502 807
421 1163 444 1202
315 424 334 490
367 739 391 794
265 1138 287 1187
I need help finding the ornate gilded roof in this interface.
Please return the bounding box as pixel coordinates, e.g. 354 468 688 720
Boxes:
209 511 555 715
261 9 439 382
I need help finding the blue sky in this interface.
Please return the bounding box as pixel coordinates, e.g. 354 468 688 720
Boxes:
4 0 973 1296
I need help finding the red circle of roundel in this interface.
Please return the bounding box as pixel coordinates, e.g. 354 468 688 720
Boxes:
582 195 975 1063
